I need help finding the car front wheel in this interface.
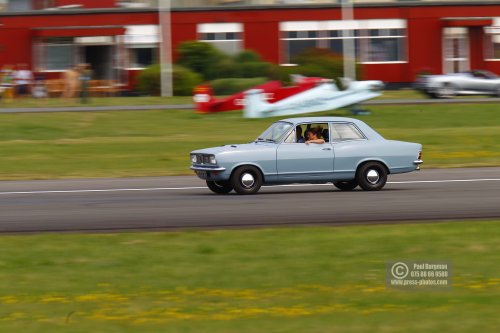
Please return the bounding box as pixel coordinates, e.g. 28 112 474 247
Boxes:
435 83 456 98
231 166 263 195
356 162 388 191
334 180 358 191
206 180 233 194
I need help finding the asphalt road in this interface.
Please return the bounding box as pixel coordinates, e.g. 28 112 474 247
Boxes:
0 167 499 233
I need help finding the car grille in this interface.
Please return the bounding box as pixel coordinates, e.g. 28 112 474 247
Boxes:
193 154 211 165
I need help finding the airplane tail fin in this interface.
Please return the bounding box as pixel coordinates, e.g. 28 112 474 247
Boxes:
244 89 271 118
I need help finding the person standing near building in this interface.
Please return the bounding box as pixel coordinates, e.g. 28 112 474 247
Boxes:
79 63 93 104
1 65 15 103
14 64 33 98
32 69 48 101
62 65 80 100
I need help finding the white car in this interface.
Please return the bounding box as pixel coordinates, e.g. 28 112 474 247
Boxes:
416 70 500 98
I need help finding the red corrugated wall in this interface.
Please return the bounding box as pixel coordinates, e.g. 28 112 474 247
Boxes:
2 4 500 83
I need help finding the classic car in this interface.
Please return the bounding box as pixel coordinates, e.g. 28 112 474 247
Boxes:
415 70 500 98
190 117 423 195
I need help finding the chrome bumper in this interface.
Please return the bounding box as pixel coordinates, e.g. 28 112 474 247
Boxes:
190 165 226 180
190 166 226 172
413 159 423 170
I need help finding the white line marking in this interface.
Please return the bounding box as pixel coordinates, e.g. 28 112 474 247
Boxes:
0 178 499 196
388 178 500 184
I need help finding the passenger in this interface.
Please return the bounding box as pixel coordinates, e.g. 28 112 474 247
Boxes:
296 126 305 143
303 129 312 142
305 129 325 144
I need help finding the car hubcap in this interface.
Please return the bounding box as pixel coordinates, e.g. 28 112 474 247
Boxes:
366 169 380 184
241 173 255 188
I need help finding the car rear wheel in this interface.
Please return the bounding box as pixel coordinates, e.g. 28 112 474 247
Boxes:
231 166 263 195
334 180 358 191
494 85 500 98
206 180 233 194
356 162 388 191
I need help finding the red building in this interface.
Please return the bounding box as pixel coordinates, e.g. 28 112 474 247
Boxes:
1 1 500 87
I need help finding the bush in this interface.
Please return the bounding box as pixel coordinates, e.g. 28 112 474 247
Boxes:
205 57 239 79
175 42 274 81
238 61 272 78
291 47 362 80
177 41 227 80
136 64 161 95
136 64 203 96
173 65 203 96
234 50 262 63
210 77 268 95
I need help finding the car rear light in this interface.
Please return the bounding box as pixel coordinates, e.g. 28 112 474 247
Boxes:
417 151 422 160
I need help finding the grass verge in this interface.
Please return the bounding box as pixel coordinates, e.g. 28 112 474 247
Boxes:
0 221 498 332
0 90 425 109
0 103 499 180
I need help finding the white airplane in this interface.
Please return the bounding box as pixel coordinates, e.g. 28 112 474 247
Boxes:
243 79 384 118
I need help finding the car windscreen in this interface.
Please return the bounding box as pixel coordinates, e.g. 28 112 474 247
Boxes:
256 121 293 143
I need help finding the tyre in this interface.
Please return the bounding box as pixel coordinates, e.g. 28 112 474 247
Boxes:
334 180 358 191
231 166 263 195
206 180 233 194
435 83 456 98
356 162 388 191
494 85 500 98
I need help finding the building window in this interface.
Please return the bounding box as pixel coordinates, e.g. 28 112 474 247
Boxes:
32 0 56 10
7 0 31 11
118 0 158 7
281 19 407 64
35 38 75 71
443 27 469 73
198 23 243 55
122 25 159 69
485 19 500 60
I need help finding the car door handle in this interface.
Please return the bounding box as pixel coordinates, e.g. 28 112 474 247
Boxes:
322 147 332 151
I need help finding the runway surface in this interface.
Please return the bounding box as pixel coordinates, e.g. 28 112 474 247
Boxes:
0 167 499 233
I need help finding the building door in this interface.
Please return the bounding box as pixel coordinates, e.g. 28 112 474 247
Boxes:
443 27 469 73
84 45 113 79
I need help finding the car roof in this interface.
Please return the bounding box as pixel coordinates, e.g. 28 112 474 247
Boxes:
279 116 364 125
278 116 385 140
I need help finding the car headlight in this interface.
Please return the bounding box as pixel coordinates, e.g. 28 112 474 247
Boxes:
190 154 197 163
209 155 217 165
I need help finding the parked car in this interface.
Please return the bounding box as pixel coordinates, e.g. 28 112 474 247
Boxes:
190 117 423 195
415 70 500 98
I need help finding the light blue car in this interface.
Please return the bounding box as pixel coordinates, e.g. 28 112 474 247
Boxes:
190 117 423 194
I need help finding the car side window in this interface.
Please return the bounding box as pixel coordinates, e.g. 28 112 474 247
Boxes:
299 123 329 143
331 123 365 141
283 129 296 143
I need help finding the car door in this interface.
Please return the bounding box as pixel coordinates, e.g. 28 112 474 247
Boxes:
276 124 334 182
466 72 491 92
330 122 370 179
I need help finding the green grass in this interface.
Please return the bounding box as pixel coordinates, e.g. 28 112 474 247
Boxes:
0 90 494 108
0 221 498 332
0 96 192 108
0 90 430 109
0 103 499 180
